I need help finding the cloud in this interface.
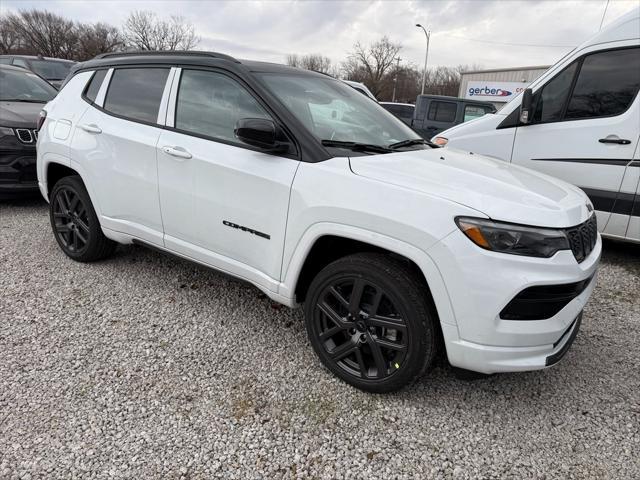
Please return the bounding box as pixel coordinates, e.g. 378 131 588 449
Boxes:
2 0 638 69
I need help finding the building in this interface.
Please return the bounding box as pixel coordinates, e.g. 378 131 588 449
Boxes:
458 65 550 109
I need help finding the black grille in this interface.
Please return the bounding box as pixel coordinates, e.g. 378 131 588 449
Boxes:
564 215 597 263
500 276 593 320
15 129 36 144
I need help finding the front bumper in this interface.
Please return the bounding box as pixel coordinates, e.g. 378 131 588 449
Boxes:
0 148 38 198
429 227 601 374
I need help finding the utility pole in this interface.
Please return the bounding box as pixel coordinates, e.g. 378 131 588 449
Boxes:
392 56 401 102
416 24 431 95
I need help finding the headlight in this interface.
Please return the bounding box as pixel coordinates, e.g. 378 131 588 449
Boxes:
432 136 448 146
455 217 570 258
0 126 15 139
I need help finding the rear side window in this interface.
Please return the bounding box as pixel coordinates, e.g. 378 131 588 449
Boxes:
0 58 12 65
395 106 414 117
464 105 490 122
84 69 107 104
565 48 640 119
12 58 28 68
175 69 271 142
428 101 457 123
104 68 170 123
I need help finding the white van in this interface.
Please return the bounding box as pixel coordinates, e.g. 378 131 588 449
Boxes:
434 8 640 243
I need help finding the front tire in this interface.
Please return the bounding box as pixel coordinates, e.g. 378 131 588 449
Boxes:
304 253 437 393
49 175 116 262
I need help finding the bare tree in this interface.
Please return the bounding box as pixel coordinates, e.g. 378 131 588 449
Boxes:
5 9 78 57
286 53 333 74
122 11 199 51
76 23 123 60
343 36 402 97
0 17 20 54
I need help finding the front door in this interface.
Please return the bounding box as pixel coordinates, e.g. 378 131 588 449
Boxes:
510 46 640 230
157 68 299 288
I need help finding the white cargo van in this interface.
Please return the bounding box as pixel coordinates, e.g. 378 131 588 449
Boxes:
435 8 640 243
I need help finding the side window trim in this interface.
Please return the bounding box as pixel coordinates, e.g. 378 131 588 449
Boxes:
94 68 114 108
165 67 182 128
157 67 178 126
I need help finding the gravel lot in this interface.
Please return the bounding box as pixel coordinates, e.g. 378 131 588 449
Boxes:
1 198 639 479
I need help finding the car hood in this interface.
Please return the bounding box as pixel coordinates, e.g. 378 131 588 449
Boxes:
349 148 592 228
0 101 44 128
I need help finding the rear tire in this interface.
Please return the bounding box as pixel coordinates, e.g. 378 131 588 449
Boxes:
49 175 117 262
304 253 437 393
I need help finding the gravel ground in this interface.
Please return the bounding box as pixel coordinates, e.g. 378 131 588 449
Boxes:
1 198 639 480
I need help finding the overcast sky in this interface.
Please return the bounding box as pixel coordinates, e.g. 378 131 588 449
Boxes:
2 0 638 69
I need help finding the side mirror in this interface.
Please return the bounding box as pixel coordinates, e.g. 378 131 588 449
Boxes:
519 88 533 124
234 118 288 152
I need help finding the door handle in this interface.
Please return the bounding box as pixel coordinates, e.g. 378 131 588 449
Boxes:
79 124 102 134
161 146 192 160
599 136 631 145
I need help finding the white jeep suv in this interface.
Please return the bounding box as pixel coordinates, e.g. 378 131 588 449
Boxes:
36 52 600 392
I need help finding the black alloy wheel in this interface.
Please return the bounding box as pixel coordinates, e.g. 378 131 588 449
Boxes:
305 253 437 393
52 185 90 254
314 277 408 380
49 175 117 262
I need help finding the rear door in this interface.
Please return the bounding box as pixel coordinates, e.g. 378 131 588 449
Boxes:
424 100 458 136
71 66 172 246
510 46 640 230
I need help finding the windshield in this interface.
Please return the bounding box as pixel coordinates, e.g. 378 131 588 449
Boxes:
28 60 73 80
0 68 57 102
259 73 424 151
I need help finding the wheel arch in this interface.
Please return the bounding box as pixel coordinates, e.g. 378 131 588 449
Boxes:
282 223 457 328
46 162 80 197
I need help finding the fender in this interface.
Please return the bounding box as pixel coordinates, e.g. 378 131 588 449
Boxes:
38 153 71 202
279 222 458 326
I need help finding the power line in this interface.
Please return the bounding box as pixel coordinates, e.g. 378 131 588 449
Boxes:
437 34 575 49
599 0 610 31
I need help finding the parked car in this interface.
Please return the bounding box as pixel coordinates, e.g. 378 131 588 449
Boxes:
0 55 75 89
380 102 414 126
343 80 377 101
37 51 599 392
411 95 496 138
434 8 640 243
0 64 57 198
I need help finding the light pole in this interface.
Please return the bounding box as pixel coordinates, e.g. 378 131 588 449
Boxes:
416 24 430 95
392 56 401 102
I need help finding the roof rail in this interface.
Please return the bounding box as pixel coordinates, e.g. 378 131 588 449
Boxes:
93 50 240 63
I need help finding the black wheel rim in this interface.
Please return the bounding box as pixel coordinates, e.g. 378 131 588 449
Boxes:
313 277 408 380
52 187 89 253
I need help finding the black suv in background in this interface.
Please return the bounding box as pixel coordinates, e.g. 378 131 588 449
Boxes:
0 55 75 89
411 95 496 139
0 64 57 198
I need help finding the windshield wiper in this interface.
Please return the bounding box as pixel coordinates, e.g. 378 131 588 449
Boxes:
388 138 439 149
1 99 48 103
321 140 392 154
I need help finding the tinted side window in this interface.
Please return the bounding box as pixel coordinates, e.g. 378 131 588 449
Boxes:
463 105 490 122
533 62 578 123
565 48 640 119
84 69 107 104
12 58 28 68
398 106 414 117
175 69 270 142
384 104 401 115
428 101 457 123
104 68 170 123
0 58 12 65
